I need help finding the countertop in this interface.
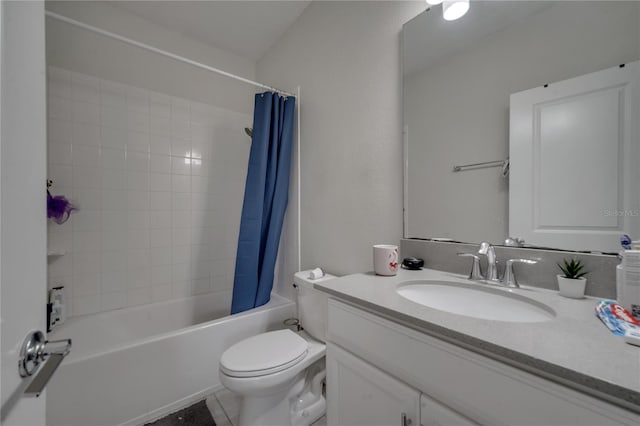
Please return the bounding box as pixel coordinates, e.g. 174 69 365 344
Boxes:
315 268 640 413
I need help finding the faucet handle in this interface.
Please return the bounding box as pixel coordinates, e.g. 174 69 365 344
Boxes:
477 241 499 281
504 237 525 247
503 258 538 288
478 241 492 254
457 253 484 280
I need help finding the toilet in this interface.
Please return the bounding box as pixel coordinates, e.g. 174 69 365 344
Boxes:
219 270 335 426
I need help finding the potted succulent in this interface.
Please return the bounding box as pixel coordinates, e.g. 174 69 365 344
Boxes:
557 258 588 299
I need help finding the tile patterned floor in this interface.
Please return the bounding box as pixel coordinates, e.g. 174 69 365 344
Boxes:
205 389 239 426
206 388 326 426
141 388 326 426
144 400 215 426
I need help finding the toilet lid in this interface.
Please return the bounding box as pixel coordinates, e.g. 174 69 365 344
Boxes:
220 329 308 378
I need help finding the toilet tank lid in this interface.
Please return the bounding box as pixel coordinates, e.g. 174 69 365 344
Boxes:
294 270 337 289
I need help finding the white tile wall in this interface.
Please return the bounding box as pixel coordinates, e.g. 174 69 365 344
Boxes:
47 67 252 317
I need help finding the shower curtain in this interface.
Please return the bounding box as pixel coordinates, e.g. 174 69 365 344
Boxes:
231 92 296 314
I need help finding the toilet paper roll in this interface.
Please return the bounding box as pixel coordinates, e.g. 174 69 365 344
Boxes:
309 268 324 280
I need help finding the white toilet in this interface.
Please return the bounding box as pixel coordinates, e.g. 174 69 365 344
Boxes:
219 270 335 426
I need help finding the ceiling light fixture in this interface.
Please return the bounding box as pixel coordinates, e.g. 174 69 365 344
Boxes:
425 0 444 5
442 0 470 21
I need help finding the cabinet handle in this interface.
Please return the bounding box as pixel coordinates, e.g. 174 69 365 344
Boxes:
401 412 412 426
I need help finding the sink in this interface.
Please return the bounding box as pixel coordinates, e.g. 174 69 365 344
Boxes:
396 280 555 323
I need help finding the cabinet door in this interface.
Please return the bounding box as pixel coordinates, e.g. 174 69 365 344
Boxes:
421 394 477 426
326 343 420 426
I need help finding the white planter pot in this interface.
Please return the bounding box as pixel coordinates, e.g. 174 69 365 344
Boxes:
557 274 587 299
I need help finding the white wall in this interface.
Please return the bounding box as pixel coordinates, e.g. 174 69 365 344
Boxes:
405 1 640 243
45 1 256 114
47 67 251 316
257 1 425 278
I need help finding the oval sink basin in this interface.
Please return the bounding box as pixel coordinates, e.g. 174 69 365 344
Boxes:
397 280 555 323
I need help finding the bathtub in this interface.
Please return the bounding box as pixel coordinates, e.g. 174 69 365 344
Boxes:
46 291 295 426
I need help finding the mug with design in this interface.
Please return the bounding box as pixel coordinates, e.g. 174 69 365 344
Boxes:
373 244 399 276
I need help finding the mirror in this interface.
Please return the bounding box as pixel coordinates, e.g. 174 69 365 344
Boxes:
403 1 639 252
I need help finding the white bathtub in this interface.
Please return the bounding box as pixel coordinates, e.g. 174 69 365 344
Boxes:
46 291 295 426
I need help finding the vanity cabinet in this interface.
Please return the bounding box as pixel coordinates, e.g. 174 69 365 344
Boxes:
326 299 640 426
420 394 477 426
327 343 421 426
327 342 475 426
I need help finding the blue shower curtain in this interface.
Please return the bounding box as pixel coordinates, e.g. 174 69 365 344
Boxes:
231 92 296 314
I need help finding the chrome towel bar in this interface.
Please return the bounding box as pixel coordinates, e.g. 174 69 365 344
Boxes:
452 158 509 177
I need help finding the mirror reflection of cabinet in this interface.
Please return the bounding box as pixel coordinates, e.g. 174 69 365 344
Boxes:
509 62 639 252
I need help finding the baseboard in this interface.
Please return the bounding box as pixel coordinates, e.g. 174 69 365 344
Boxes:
120 384 226 426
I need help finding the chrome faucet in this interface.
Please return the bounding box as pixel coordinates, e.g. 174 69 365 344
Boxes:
478 241 499 282
458 241 538 288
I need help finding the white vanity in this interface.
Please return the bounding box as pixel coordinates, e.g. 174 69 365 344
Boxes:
316 269 640 426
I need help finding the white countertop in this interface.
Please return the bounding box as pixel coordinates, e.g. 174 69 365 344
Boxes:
315 268 640 412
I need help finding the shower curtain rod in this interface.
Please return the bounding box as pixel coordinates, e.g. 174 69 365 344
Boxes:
45 11 296 97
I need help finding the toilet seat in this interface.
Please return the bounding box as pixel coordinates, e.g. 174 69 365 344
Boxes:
220 329 309 378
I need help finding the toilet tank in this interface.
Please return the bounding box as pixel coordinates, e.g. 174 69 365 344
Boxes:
294 270 337 342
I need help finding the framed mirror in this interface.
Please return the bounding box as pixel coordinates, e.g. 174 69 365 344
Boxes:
403 1 639 252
